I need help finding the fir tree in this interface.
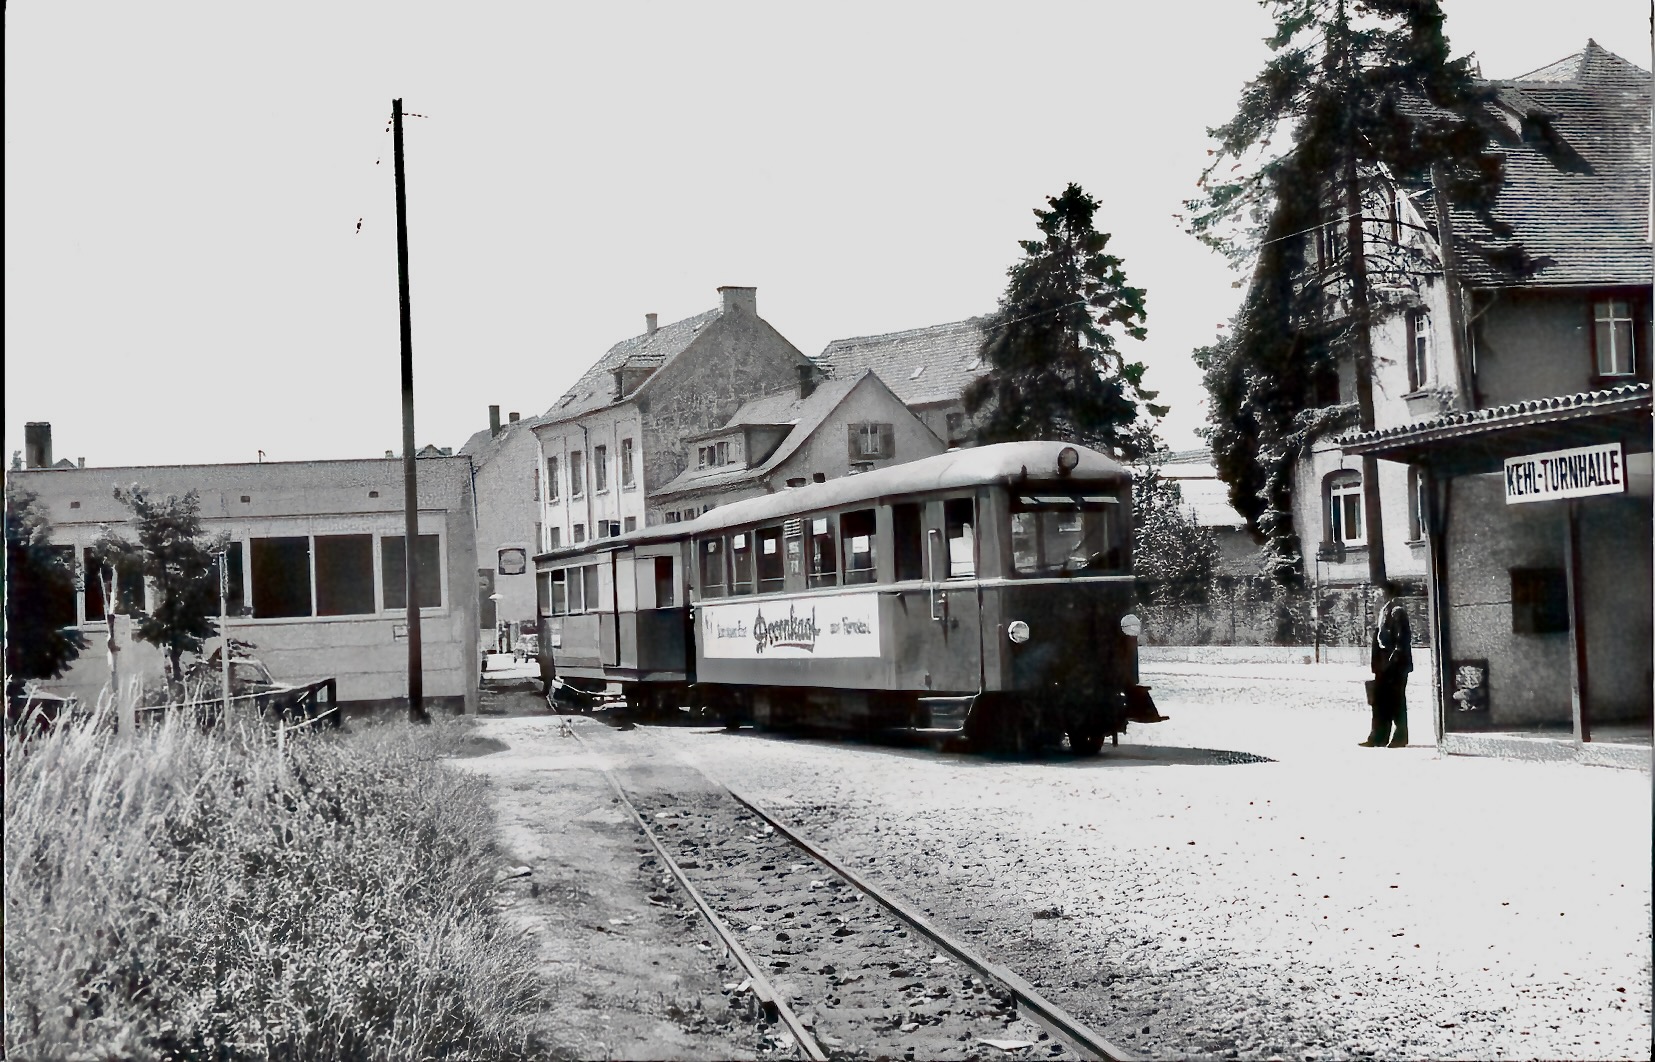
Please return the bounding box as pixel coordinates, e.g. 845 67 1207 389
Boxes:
4 481 86 698
965 183 1166 457
104 485 225 695
1185 0 1526 583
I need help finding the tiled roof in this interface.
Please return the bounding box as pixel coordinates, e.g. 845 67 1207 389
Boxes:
815 317 990 406
650 373 870 499
1340 382 1651 453
541 309 720 425
456 413 549 468
1450 42 1651 288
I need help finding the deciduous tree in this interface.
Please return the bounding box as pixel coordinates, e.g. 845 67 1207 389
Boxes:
965 183 1166 457
104 485 225 695
4 481 86 698
1185 0 1527 582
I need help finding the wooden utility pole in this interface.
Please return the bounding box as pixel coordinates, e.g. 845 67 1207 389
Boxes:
393 98 428 724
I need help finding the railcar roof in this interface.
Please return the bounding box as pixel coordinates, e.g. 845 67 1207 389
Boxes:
534 442 1129 565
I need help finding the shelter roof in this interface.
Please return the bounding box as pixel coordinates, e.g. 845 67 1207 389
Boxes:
815 317 990 406
1339 382 1651 473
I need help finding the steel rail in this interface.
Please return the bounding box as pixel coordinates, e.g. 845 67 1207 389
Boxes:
569 728 828 1062
670 736 1137 1062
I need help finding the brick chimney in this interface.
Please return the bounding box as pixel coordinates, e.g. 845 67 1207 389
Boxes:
718 286 757 316
24 422 51 469
509 411 520 424
645 313 658 334
798 364 817 400
489 405 502 436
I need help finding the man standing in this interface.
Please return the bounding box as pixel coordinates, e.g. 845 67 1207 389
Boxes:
1361 583 1412 748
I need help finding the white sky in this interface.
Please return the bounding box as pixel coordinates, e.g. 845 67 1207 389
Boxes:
6 1 1648 469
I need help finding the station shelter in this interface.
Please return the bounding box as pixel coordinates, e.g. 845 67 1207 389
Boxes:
1343 384 1652 768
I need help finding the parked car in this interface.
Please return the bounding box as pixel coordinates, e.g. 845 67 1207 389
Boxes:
513 633 539 662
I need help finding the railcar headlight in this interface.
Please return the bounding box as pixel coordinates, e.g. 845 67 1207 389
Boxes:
1057 446 1080 475
1120 613 1142 638
1007 620 1031 644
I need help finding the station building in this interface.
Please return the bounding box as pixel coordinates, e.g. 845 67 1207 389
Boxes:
1341 43 1652 767
11 436 480 714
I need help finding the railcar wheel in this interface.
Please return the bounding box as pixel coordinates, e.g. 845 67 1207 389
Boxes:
1068 728 1105 756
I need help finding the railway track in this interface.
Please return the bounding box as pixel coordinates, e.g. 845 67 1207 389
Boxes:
569 720 1134 1061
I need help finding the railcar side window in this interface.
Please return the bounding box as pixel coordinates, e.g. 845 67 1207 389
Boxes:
551 569 568 615
583 565 601 612
700 538 726 598
757 526 785 593
893 503 924 581
1010 494 1120 576
654 556 675 608
808 516 838 587
944 498 975 578
730 533 755 595
841 509 877 585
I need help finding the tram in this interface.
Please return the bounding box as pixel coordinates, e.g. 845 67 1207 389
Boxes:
533 441 1162 753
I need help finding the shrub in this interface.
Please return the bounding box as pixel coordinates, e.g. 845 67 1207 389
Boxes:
4 701 541 1061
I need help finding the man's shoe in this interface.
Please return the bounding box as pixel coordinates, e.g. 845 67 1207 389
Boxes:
1387 740 1408 748
1358 741 1379 747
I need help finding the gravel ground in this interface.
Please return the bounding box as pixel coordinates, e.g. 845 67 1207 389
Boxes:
650 661 1653 1061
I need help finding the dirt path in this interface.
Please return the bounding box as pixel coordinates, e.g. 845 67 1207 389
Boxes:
451 686 760 1061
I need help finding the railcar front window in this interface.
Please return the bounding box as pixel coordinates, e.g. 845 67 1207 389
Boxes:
1010 494 1120 576
945 498 975 577
841 509 877 585
700 539 726 598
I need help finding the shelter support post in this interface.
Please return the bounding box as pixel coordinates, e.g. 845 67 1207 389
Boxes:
1564 500 1591 744
1424 468 1452 744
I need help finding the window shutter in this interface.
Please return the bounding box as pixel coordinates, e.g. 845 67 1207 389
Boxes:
848 424 862 463
877 423 895 459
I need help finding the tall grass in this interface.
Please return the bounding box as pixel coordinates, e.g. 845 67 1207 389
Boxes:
4 696 543 1061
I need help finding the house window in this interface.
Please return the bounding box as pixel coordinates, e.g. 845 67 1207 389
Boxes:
849 422 894 460
546 457 560 501
531 467 539 503
945 412 966 444
808 515 838 588
717 441 730 466
570 450 586 497
1407 309 1432 391
251 536 312 618
549 526 562 549
42 545 77 630
756 526 785 593
314 534 375 616
1327 472 1365 547
594 445 609 492
624 516 636 533
841 509 877 584
1511 568 1569 634
665 511 681 524
697 446 708 469
1594 299 1636 377
1407 467 1425 542
85 545 150 620
573 523 585 544
621 438 635 488
381 534 441 610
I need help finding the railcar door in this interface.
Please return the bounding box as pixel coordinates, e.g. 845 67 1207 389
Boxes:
891 495 982 697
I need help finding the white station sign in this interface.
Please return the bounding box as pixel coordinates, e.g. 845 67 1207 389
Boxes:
1504 442 1627 505
699 592 881 659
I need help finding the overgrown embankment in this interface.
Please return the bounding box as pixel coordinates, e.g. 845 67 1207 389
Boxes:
4 705 543 1061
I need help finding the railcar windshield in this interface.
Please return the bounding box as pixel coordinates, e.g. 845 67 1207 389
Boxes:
1009 492 1125 576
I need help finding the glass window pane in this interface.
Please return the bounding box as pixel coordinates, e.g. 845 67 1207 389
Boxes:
314 535 375 616
945 498 975 577
251 536 312 618
731 532 754 595
700 538 726 598
756 527 784 592
583 566 600 612
841 510 876 584
809 516 838 588
381 534 441 610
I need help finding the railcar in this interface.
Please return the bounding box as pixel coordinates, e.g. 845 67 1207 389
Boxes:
534 441 1161 753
